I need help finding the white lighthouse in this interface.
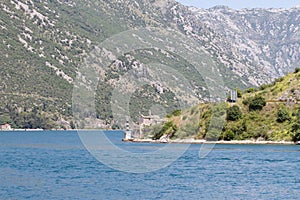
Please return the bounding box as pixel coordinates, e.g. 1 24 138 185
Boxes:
123 120 133 141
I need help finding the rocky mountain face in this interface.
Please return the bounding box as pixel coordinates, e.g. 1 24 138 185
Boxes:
0 0 299 128
189 5 300 85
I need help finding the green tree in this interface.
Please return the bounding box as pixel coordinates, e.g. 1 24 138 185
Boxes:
248 96 266 111
226 105 242 121
236 88 243 98
221 130 235 141
228 120 247 136
111 124 120 130
276 107 291 123
0 114 12 125
70 121 76 129
291 121 300 142
291 109 300 142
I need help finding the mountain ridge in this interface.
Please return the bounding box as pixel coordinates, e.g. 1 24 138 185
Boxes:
0 0 299 129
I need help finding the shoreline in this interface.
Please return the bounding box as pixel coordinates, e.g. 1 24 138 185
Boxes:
0 129 44 131
124 138 298 145
0 130 298 145
0 129 114 132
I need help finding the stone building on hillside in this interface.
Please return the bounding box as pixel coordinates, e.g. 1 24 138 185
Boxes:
137 112 166 138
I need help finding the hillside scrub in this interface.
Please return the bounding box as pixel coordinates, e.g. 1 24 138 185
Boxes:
152 71 300 142
152 121 178 140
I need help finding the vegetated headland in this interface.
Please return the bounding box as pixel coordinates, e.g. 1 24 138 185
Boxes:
138 68 300 144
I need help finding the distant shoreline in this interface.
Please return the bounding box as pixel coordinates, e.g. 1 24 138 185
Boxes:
0 129 44 131
124 138 299 145
0 130 298 145
0 129 121 132
0 129 115 132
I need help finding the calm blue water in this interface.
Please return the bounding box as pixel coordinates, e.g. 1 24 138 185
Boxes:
0 131 299 200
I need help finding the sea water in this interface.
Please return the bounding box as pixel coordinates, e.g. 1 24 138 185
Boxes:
0 131 299 199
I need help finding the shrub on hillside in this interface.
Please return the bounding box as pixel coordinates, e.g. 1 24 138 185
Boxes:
237 88 243 98
226 105 242 121
291 108 300 142
152 121 177 140
0 114 12 125
227 120 247 136
275 77 284 82
221 130 235 141
111 124 120 130
244 87 258 93
242 98 250 105
291 121 300 142
259 83 274 90
211 103 226 117
167 109 182 118
248 96 266 111
276 107 291 123
172 109 182 116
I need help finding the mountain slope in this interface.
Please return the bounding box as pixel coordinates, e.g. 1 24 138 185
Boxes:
0 0 299 129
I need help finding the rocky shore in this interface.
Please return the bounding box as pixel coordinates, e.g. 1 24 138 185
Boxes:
124 138 297 145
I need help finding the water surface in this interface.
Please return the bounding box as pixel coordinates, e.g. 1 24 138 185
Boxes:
0 131 299 199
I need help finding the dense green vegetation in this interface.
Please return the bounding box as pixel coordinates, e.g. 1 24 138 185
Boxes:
247 96 267 111
276 106 291 123
226 105 242 121
148 70 300 142
152 121 178 140
0 104 75 130
291 109 300 142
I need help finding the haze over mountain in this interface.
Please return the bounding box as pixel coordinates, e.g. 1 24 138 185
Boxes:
0 0 299 129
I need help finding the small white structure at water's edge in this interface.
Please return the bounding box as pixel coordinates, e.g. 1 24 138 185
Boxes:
123 130 133 141
0 124 12 131
123 120 133 141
